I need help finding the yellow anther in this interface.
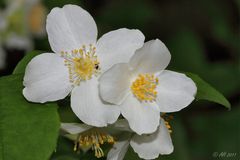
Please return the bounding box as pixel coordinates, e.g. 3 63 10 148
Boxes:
62 44 100 86
74 49 78 54
74 129 115 158
131 74 159 102
162 115 173 134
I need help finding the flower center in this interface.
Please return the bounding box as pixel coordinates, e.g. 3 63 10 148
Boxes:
131 74 159 102
61 44 100 86
74 129 115 158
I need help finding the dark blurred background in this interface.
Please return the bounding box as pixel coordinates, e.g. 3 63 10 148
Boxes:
0 0 239 160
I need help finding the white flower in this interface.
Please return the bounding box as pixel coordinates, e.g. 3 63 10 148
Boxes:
99 39 197 134
108 118 173 160
61 123 117 158
23 5 145 127
61 118 173 160
5 33 33 50
0 0 47 51
0 0 47 70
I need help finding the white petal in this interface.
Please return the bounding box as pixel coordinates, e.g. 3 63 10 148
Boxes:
5 34 33 51
97 28 145 72
99 63 132 105
23 53 72 103
61 123 92 135
107 140 130 160
46 5 97 53
71 77 120 127
129 39 171 75
120 94 160 135
130 118 173 159
110 119 132 132
156 70 197 112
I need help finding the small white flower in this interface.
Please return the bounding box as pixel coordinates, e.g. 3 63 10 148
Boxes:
23 5 145 127
99 39 197 134
61 123 117 158
61 118 173 160
108 118 173 160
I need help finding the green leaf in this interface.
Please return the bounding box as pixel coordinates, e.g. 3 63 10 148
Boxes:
186 72 231 109
13 50 42 74
124 147 141 160
51 136 80 160
57 99 81 123
0 74 60 160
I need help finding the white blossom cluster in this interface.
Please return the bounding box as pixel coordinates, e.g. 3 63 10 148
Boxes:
23 5 197 160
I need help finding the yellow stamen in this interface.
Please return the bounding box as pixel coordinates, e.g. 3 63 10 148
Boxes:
74 129 115 158
131 74 159 102
162 114 173 134
61 44 100 86
164 121 172 133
